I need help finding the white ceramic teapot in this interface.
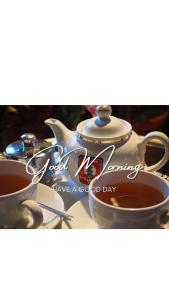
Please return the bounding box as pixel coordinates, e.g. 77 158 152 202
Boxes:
45 106 169 186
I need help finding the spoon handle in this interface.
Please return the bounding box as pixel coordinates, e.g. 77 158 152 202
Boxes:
37 202 74 221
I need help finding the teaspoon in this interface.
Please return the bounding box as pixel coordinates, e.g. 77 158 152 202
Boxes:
37 202 74 221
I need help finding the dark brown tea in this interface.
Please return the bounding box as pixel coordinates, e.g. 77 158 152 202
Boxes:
0 175 30 196
95 182 164 209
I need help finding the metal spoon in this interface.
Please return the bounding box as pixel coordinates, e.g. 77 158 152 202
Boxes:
37 202 74 221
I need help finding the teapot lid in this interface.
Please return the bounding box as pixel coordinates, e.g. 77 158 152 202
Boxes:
77 106 132 144
5 133 51 159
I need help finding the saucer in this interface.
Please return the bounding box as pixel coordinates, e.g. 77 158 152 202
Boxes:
36 183 64 229
62 196 97 229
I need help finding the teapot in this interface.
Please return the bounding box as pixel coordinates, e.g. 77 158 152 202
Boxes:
45 106 169 186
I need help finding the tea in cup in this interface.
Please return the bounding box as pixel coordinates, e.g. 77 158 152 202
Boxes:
89 170 169 228
0 160 43 228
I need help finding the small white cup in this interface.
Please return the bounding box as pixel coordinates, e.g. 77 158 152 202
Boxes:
89 170 169 229
0 160 43 228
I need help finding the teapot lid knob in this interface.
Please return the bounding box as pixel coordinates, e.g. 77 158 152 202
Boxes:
96 105 112 126
96 105 112 119
21 133 36 145
21 133 36 157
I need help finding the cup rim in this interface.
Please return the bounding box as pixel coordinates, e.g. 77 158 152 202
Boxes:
89 170 169 212
0 159 36 199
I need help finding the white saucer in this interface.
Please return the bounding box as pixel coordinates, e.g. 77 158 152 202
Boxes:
37 183 64 229
62 196 97 229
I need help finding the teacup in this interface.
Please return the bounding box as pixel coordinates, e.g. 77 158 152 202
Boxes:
89 170 169 229
0 160 43 228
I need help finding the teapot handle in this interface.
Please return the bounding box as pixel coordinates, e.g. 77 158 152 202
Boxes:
138 131 169 172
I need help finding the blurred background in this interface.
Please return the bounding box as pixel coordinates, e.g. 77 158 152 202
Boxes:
0 105 168 149
0 105 168 174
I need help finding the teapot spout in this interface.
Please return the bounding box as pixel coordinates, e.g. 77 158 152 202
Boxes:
45 118 73 146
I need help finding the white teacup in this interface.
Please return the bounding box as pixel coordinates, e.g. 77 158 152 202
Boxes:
0 160 43 228
89 170 169 229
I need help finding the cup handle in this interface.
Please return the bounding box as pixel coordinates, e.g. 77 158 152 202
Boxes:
137 131 169 172
160 211 169 228
20 200 43 229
